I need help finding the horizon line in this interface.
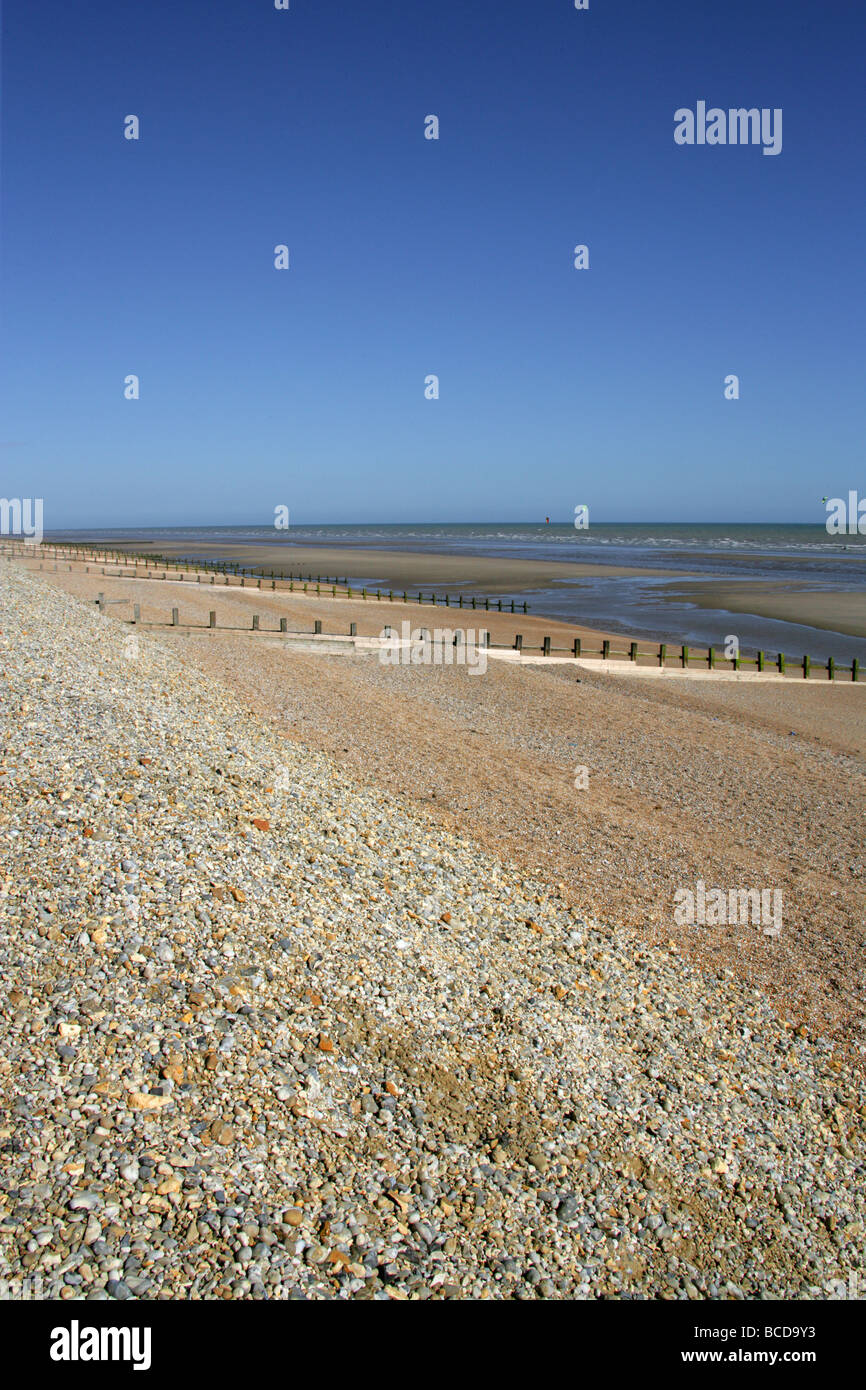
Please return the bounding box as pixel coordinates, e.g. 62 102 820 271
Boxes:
42 519 845 532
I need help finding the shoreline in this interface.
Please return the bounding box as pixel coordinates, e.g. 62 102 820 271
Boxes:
61 536 690 587
18 542 866 670
43 535 866 647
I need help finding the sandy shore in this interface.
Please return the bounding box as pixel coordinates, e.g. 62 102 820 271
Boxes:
65 536 866 644
66 537 689 589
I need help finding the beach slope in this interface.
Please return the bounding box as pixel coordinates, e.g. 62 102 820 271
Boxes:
0 563 863 1300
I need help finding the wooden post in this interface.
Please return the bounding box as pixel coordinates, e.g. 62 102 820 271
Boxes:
658 643 666 667
630 642 638 662
314 620 322 634
361 588 366 600
802 654 810 679
756 650 764 673
349 622 357 636
573 637 581 658
602 640 610 660
252 615 259 630
497 600 502 612
280 618 287 633
543 636 551 656
514 634 523 651
853 658 860 683
777 652 785 674
681 644 688 668
828 656 835 681
172 608 179 626
209 611 216 628
485 598 490 611
707 646 714 669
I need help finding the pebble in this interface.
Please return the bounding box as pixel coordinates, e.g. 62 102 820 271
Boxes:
0 563 864 1303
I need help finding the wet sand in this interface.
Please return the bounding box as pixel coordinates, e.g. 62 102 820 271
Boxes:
74 537 687 589
664 582 866 642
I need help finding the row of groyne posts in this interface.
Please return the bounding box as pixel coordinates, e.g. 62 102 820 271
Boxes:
12 541 530 612
2 540 863 681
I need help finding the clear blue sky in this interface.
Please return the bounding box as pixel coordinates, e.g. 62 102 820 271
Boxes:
1 0 863 526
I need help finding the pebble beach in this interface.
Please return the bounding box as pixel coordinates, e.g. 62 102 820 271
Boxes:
1 560 864 1301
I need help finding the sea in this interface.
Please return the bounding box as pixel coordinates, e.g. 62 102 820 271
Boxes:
48 522 866 661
